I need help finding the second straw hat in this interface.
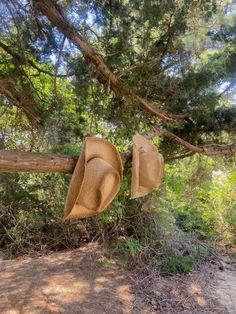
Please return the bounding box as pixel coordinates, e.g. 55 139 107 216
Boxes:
64 137 123 219
131 134 164 199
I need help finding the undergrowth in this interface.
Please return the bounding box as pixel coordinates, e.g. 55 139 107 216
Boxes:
0 157 235 276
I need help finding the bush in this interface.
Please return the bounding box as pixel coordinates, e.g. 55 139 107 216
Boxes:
0 155 234 274
160 255 194 274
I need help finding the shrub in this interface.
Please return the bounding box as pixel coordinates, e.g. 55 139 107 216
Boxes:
160 255 195 274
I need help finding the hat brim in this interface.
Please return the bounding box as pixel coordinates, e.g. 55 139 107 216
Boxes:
64 137 123 219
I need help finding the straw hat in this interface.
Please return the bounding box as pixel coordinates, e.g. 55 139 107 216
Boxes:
64 137 123 219
131 134 164 199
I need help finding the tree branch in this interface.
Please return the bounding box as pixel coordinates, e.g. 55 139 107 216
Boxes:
1 129 235 174
0 150 77 173
165 152 195 161
0 77 40 122
32 0 188 122
53 35 66 99
0 41 73 78
144 128 236 156
0 149 131 173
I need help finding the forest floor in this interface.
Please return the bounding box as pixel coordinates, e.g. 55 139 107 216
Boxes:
0 243 235 314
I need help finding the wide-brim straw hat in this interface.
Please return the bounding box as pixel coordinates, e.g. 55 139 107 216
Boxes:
131 134 164 199
64 137 123 219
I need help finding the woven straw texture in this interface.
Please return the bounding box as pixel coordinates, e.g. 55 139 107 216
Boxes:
64 137 123 219
131 134 164 199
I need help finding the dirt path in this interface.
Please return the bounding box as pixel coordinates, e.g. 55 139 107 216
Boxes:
0 244 235 314
215 267 236 314
0 243 143 314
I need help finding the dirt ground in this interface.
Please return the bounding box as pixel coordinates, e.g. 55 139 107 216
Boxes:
0 243 235 314
215 265 236 314
131 262 236 313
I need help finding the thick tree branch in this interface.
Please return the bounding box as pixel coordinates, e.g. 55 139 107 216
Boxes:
1 131 235 174
144 128 236 156
0 150 77 173
0 149 130 173
32 0 188 122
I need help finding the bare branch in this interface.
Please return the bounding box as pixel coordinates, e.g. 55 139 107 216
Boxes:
1 129 235 175
0 150 77 173
53 35 66 98
144 128 236 156
217 81 236 98
0 149 131 173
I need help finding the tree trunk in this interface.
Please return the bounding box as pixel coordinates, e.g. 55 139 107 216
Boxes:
0 150 78 173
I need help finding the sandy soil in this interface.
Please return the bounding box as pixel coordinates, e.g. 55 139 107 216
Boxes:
0 243 140 314
215 267 236 314
131 263 230 313
0 244 235 314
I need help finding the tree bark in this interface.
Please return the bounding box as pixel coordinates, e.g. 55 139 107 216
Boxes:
0 150 132 173
1 128 235 174
0 150 78 173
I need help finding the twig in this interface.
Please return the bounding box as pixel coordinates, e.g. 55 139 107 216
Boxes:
53 35 66 101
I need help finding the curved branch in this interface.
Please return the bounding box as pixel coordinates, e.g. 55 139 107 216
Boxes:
1 130 235 174
144 129 236 156
33 0 188 122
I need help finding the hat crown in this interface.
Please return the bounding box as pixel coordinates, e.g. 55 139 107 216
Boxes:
78 157 118 211
139 151 163 188
64 137 122 219
131 134 164 199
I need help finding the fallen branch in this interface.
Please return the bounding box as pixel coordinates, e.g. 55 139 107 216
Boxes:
33 0 188 122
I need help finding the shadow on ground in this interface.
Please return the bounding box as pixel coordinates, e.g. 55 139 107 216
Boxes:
0 243 136 314
0 242 233 314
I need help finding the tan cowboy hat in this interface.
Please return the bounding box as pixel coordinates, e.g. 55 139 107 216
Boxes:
64 137 123 219
131 134 164 199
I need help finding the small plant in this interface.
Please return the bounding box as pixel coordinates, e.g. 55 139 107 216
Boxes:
113 236 142 267
97 256 116 266
160 255 195 275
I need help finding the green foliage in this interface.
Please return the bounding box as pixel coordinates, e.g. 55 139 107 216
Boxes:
0 0 235 273
1 0 236 152
160 255 194 275
97 256 116 266
161 156 236 242
0 153 235 274
114 236 142 267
